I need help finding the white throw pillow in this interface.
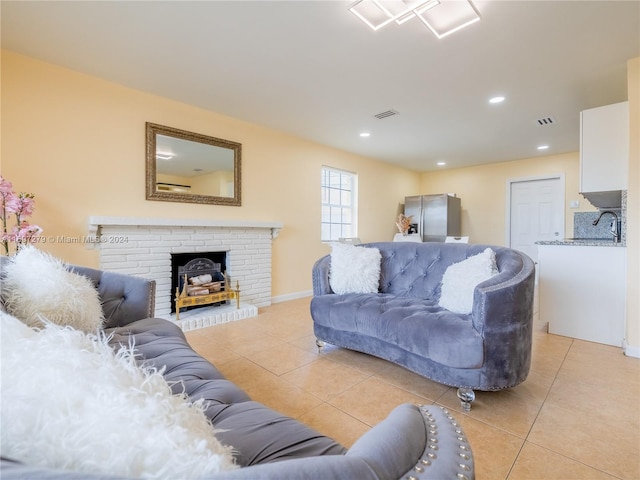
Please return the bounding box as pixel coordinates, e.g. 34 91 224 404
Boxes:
0 312 237 478
439 248 498 314
329 242 381 294
1 246 104 332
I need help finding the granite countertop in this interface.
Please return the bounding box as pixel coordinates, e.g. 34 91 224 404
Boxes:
536 238 625 247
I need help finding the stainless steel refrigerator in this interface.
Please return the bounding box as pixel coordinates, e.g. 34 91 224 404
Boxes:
404 194 461 242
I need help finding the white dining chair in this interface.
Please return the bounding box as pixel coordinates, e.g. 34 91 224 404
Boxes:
445 236 469 243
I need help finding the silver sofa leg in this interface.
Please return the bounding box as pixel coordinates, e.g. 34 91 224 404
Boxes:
315 338 326 353
457 387 475 412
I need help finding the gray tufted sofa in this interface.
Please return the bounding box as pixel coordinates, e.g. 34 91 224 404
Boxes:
311 242 536 410
1 259 475 479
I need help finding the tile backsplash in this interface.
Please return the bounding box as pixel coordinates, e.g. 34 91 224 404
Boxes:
573 190 626 243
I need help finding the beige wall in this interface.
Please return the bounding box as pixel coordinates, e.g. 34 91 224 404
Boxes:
626 57 639 350
1 51 420 298
3 49 637 350
419 152 591 246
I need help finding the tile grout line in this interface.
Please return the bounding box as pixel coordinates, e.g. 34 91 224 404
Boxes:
503 338 575 479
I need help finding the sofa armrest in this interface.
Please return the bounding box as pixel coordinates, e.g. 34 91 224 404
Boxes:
471 250 535 336
218 404 473 480
212 404 473 479
347 403 473 479
198 403 473 480
311 255 333 296
69 266 156 329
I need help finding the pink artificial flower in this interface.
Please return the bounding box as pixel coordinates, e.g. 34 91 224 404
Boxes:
0 176 13 195
0 176 14 211
8 193 36 217
0 176 42 255
3 193 19 214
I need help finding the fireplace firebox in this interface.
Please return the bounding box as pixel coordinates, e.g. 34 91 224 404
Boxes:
171 252 240 319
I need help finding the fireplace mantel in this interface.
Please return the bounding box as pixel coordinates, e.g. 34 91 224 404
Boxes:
88 216 283 240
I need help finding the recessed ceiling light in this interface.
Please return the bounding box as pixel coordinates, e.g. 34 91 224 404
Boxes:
437 161 446 166
537 145 549 150
489 96 505 104
360 132 371 137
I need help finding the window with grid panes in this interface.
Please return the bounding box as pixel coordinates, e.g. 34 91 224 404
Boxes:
321 167 357 242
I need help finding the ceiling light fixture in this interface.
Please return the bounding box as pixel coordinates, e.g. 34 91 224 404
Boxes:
360 132 371 137
349 0 480 39
437 161 446 166
537 145 549 151
489 96 505 104
349 0 439 31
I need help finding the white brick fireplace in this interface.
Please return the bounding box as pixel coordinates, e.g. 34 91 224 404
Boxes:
88 217 282 329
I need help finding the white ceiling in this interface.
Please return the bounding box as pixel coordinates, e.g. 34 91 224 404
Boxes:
2 1 639 172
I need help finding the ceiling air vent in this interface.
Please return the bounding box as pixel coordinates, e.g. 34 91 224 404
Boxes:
374 109 399 119
536 115 557 126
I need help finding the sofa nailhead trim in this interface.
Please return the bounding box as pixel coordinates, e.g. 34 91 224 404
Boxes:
401 405 474 479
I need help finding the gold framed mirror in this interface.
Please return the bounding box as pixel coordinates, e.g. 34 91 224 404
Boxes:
146 122 241 206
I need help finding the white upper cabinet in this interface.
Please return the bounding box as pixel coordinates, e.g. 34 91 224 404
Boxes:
580 101 629 192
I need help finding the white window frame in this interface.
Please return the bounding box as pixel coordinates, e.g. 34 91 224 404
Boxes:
321 166 358 242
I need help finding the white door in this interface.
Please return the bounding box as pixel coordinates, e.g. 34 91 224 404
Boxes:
508 177 564 263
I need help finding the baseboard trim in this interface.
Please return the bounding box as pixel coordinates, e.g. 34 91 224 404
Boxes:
272 290 313 304
623 339 640 358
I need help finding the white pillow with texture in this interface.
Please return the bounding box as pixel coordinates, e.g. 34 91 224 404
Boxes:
0 312 238 478
1 246 104 332
329 242 381 294
439 248 498 314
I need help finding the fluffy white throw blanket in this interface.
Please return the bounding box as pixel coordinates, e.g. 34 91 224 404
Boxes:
0 313 237 478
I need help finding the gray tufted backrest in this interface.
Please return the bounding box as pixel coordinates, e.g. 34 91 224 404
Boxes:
367 242 524 300
311 242 527 300
69 265 155 328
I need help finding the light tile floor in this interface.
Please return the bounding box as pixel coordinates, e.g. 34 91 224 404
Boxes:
185 295 640 480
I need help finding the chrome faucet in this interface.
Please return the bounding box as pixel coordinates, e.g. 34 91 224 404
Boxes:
593 210 620 242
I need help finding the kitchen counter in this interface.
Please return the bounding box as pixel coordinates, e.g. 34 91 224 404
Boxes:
538 243 626 347
536 238 624 247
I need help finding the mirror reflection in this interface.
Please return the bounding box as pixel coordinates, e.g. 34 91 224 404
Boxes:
146 123 241 206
